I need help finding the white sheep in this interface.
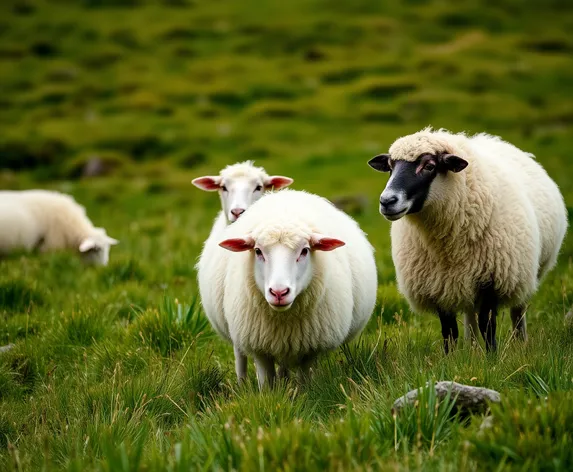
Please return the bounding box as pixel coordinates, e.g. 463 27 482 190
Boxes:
193 161 293 343
197 189 378 388
368 127 567 352
192 160 293 225
0 190 119 265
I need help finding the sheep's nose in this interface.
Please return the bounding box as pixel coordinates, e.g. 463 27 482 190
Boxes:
231 208 245 218
269 287 290 299
380 194 398 209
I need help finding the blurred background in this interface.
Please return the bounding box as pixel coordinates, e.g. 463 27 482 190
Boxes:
1 0 572 188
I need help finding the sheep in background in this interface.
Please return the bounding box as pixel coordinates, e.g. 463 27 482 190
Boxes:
198 189 378 388
192 160 293 225
0 190 119 266
368 127 567 352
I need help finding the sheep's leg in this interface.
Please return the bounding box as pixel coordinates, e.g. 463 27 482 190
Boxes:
234 345 248 383
437 309 458 354
297 353 317 383
254 354 276 389
463 311 479 343
510 305 528 342
478 286 498 352
277 365 290 380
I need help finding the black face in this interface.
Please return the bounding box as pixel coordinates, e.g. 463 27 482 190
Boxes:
367 152 468 221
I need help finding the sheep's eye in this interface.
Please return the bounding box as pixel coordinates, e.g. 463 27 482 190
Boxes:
254 185 262 192
299 247 309 259
254 248 264 259
424 162 436 172
221 185 228 192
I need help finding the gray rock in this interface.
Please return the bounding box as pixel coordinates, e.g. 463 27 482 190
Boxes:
82 156 107 177
0 344 15 353
565 307 573 324
392 381 501 416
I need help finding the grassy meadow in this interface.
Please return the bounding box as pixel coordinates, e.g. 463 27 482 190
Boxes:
2 0 573 469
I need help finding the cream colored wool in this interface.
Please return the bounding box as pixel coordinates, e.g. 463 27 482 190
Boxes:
388 128 567 315
197 190 378 365
0 190 116 263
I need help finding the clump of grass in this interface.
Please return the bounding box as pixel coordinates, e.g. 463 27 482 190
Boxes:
90 342 150 381
468 392 573 469
0 280 43 313
185 361 227 413
99 258 147 288
131 296 213 356
56 310 109 347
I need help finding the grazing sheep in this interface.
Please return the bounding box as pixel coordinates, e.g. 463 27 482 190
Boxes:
197 189 377 388
0 190 119 266
368 127 567 352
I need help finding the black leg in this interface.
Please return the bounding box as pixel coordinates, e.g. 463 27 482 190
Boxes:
510 305 528 341
438 309 459 354
478 285 498 352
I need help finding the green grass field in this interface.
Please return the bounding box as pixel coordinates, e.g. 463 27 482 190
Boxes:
2 0 573 470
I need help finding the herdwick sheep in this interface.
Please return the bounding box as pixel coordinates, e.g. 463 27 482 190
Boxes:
197 189 378 388
0 190 119 265
368 127 567 353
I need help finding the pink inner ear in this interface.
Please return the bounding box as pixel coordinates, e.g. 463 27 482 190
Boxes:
192 176 221 191
265 176 293 190
219 238 255 252
311 237 346 252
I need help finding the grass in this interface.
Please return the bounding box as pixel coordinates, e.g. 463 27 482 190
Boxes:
1 0 573 470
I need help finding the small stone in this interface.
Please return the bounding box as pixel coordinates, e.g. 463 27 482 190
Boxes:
392 381 501 416
0 344 15 353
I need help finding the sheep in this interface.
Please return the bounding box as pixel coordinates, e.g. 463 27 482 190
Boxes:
192 160 293 225
197 189 378 388
367 127 567 353
0 190 119 266
193 161 293 345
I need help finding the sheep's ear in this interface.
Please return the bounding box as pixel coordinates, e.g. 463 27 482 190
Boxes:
442 154 468 173
219 237 255 252
368 154 391 173
264 176 293 190
79 238 97 253
310 233 346 251
192 176 222 191
105 236 119 246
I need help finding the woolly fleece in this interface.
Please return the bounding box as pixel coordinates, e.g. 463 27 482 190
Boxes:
197 189 378 366
387 128 567 315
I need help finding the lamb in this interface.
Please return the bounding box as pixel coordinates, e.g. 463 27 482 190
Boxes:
0 190 119 266
368 127 567 353
192 160 293 226
197 189 378 388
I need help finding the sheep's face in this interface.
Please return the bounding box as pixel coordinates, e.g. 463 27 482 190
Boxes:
192 172 293 223
79 228 119 266
219 233 345 312
368 152 468 221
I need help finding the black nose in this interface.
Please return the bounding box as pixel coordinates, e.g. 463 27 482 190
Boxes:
380 195 398 208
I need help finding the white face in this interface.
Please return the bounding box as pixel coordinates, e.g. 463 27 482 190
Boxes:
192 171 293 224
220 176 264 223
78 228 119 266
219 233 345 311
253 242 312 311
